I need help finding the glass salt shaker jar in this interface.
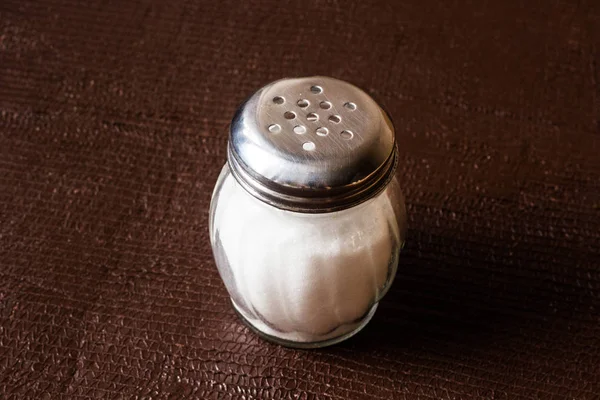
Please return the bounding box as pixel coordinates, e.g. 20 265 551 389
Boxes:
209 77 407 348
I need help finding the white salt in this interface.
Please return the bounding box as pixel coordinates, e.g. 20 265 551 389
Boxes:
212 167 405 343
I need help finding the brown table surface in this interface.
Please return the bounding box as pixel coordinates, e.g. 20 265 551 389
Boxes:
1 0 599 399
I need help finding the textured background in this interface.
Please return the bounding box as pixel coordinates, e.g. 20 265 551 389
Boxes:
1 0 600 399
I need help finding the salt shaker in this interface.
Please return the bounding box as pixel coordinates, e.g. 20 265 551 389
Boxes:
209 76 407 348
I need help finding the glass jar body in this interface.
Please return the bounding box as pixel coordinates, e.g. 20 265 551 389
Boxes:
209 164 407 348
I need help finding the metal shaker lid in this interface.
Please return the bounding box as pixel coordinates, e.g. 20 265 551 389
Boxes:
228 76 397 213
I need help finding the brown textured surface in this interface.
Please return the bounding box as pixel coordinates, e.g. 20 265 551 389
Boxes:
1 0 599 398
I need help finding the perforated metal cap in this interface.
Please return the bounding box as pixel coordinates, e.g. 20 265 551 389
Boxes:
228 76 397 213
